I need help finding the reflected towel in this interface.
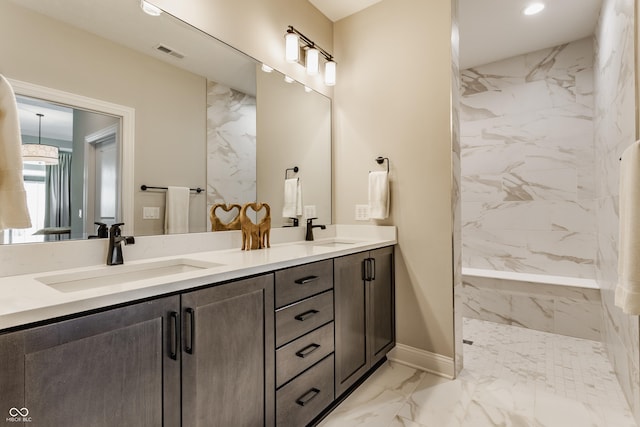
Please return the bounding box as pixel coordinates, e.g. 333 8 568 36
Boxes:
164 186 190 234
0 75 31 230
615 141 640 314
282 178 302 218
368 171 389 220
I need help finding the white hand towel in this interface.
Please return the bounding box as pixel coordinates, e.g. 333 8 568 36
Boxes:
282 178 302 218
164 186 190 234
368 171 389 220
0 75 31 230
615 141 640 314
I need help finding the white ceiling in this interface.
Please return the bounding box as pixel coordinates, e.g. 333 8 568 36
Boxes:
459 0 602 69
16 96 73 142
310 0 603 69
308 0 383 22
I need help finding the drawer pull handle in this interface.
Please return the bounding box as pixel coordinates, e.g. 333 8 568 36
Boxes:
296 388 321 407
169 311 179 361
295 343 321 358
295 275 319 284
295 309 319 321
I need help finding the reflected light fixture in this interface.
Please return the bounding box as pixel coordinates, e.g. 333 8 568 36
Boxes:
261 64 274 73
140 0 162 16
285 25 337 86
22 113 59 165
523 2 545 15
304 86 313 93
284 75 295 83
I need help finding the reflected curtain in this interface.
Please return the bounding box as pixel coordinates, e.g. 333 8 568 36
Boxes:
45 152 72 228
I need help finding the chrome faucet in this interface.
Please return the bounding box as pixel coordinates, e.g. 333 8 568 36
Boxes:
305 218 326 241
107 223 135 265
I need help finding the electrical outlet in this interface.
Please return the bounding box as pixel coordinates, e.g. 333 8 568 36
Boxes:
355 205 370 221
143 206 160 219
304 205 316 219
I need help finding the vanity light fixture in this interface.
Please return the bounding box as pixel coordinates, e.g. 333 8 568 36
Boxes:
305 47 319 75
285 25 337 86
22 113 59 165
261 64 274 73
140 0 162 16
523 2 545 15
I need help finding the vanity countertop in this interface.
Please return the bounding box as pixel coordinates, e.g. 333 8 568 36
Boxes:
0 225 396 332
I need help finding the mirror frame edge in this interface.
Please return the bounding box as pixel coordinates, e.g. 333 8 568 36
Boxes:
7 78 135 236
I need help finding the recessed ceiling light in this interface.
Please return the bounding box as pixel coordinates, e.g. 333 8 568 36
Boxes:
140 0 162 17
523 2 545 15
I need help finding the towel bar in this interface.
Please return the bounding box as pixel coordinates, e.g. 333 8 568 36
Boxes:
141 185 204 194
375 156 390 173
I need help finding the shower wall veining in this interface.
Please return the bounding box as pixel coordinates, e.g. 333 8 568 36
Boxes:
460 38 596 279
593 0 638 421
206 81 257 225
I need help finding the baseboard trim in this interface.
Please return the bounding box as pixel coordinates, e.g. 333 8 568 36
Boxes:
387 343 455 379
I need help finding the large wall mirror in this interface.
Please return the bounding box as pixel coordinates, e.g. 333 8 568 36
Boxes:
0 0 331 244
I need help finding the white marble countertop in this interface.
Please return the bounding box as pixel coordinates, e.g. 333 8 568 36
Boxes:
0 225 396 331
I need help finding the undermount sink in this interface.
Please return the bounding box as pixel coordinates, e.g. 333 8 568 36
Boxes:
37 258 224 293
309 240 357 248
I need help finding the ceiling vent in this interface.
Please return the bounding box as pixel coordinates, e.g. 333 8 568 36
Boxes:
155 44 185 59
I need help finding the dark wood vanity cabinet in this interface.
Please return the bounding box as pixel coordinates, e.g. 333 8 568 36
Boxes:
0 296 182 427
181 274 275 427
334 246 395 397
0 246 394 427
0 274 274 427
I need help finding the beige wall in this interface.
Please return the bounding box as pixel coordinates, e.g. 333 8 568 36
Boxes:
256 69 332 227
152 0 333 96
0 1 207 236
334 0 455 357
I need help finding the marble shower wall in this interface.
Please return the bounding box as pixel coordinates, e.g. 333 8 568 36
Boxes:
593 0 639 421
460 38 597 279
206 81 257 225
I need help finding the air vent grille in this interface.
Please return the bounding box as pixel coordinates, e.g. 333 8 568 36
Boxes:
155 44 185 59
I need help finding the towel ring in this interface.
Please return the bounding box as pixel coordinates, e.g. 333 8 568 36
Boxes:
375 157 390 173
285 166 299 179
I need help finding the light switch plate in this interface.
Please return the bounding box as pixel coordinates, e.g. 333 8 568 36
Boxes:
304 205 316 219
355 205 370 221
143 206 160 219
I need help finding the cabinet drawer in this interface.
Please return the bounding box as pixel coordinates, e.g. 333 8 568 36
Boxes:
276 354 334 427
276 291 334 348
275 259 333 308
276 322 334 388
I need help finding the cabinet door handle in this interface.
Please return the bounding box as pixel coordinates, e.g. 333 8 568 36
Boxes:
295 309 319 321
370 257 376 281
185 307 195 354
295 343 321 358
294 275 319 284
362 259 367 281
295 388 321 406
169 311 179 360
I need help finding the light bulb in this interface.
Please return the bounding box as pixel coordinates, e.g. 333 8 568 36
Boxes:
140 0 162 16
523 3 545 15
306 48 319 76
324 61 336 86
285 32 299 63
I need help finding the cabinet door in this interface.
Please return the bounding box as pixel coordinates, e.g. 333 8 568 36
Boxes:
181 274 275 427
0 296 181 427
368 246 395 366
334 251 369 397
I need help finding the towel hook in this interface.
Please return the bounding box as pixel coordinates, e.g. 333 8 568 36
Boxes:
375 157 390 173
285 166 299 179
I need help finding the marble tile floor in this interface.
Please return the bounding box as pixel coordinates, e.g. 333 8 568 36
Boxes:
319 318 636 427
